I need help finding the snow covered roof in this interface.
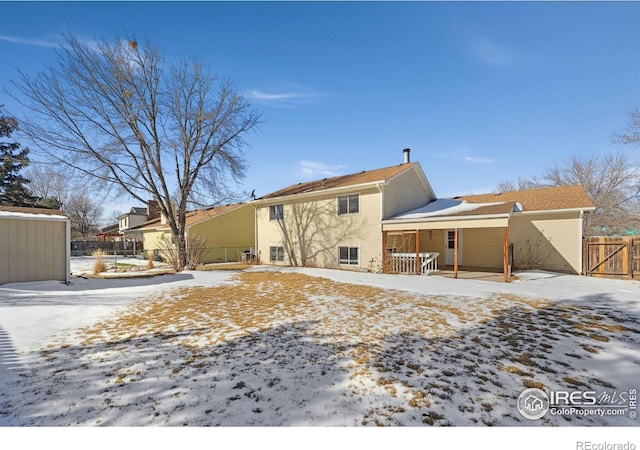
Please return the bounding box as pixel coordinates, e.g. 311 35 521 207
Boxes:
388 198 515 221
0 206 67 220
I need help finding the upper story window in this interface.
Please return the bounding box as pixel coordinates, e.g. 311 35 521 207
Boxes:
337 194 359 215
269 204 284 221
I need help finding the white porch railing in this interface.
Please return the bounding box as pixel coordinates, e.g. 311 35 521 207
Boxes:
388 252 440 275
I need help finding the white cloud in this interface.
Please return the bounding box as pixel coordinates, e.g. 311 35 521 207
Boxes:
245 84 326 108
0 35 58 48
247 91 312 101
464 156 495 164
299 160 347 179
471 37 512 66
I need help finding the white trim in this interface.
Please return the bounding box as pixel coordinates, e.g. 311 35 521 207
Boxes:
0 212 68 222
269 204 284 221
336 192 360 216
269 245 285 263
383 213 511 226
444 229 463 266
252 179 392 205
516 207 595 215
338 245 360 266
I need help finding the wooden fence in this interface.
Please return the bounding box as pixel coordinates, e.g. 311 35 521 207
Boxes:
583 236 640 280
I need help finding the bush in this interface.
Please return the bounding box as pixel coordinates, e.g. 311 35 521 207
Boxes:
146 251 155 270
93 255 107 275
157 233 208 271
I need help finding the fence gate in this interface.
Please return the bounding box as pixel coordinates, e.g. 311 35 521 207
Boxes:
584 236 640 279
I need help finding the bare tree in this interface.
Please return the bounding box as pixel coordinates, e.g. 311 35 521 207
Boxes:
66 189 104 238
496 153 640 235
25 164 71 209
495 177 542 193
10 33 260 270
611 108 640 146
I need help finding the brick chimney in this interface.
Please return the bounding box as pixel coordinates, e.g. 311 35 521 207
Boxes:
146 200 161 220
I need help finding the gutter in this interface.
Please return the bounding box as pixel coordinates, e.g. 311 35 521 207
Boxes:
515 207 596 215
382 212 512 226
253 179 390 205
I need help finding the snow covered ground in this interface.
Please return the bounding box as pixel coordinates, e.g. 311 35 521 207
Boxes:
0 259 639 430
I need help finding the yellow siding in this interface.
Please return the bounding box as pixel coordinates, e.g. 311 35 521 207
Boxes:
0 217 67 284
509 212 583 274
256 187 382 270
460 228 504 268
382 167 434 219
140 205 255 264
189 205 255 263
140 229 167 254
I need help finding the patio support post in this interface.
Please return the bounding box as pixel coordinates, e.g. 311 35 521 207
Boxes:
415 230 420 274
503 227 509 282
454 228 459 279
382 230 388 273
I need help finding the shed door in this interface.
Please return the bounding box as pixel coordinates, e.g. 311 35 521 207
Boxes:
444 229 463 266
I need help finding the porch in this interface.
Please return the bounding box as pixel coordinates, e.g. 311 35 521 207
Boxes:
382 224 513 282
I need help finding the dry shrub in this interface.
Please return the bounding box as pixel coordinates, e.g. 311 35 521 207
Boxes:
93 256 107 275
522 379 545 389
158 233 208 271
186 234 208 270
512 237 553 271
146 251 155 270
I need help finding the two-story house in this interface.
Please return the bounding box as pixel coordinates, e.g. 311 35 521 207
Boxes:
252 149 435 270
252 149 595 280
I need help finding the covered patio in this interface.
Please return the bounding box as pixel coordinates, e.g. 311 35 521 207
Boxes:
381 199 517 282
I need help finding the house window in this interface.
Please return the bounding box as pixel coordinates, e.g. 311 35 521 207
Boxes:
270 246 285 262
339 246 359 265
269 204 284 221
338 194 359 215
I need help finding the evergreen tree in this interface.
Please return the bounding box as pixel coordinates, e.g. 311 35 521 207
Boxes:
0 109 38 207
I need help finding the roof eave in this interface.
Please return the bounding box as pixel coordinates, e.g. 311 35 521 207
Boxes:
382 212 512 225
515 206 596 215
252 179 390 204
185 204 246 229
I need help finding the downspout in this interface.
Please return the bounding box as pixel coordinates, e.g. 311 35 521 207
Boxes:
377 182 385 267
250 201 259 264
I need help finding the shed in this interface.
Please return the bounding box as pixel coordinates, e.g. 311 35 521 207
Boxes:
0 206 70 285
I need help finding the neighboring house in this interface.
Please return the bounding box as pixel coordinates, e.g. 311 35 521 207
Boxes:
115 200 161 251
0 206 70 285
252 149 435 269
252 149 595 279
96 223 120 242
130 203 255 264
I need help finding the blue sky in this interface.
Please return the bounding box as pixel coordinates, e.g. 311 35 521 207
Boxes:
2 1 640 216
